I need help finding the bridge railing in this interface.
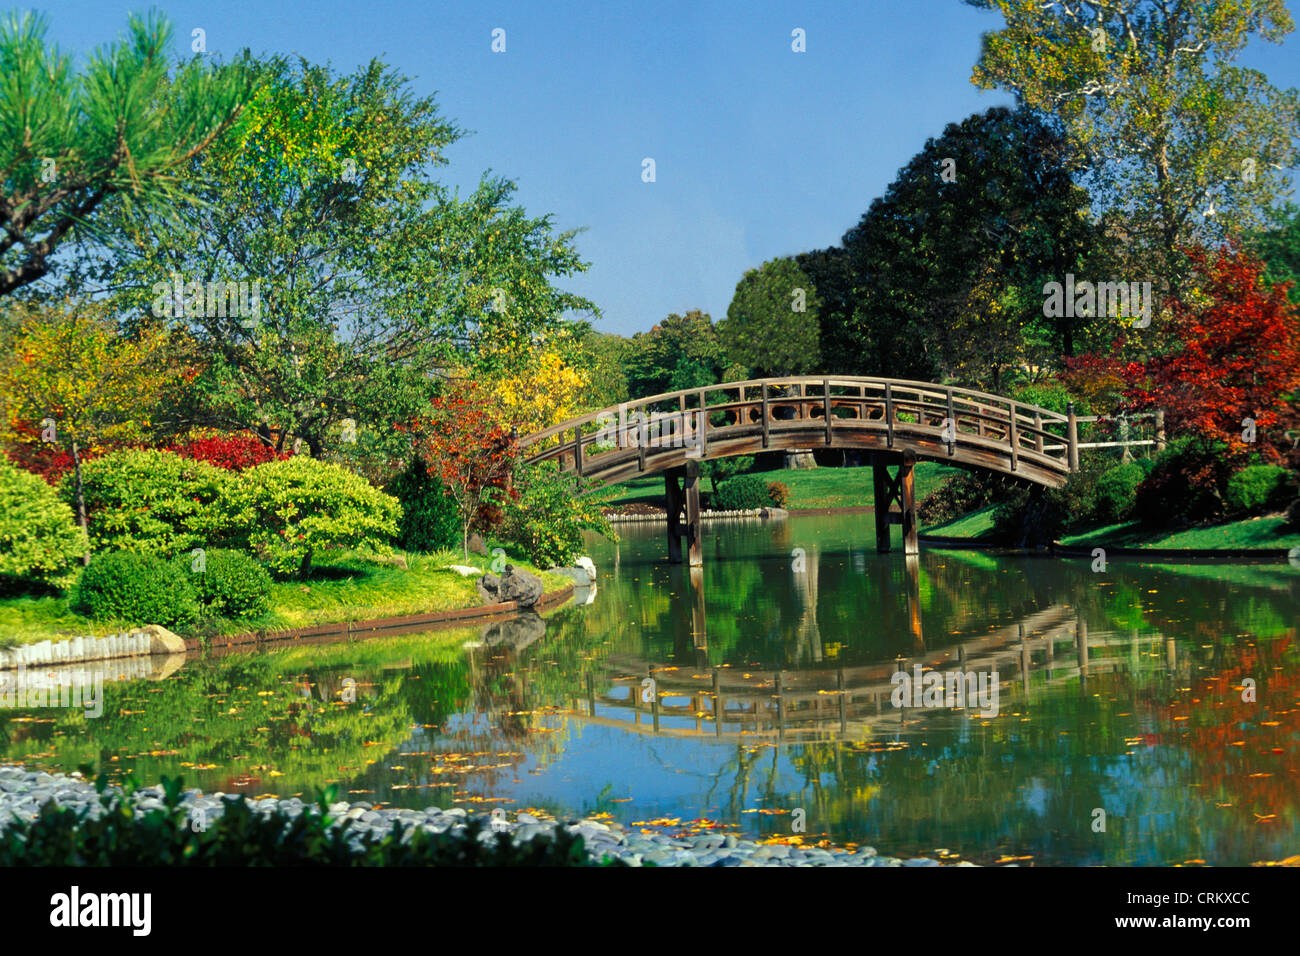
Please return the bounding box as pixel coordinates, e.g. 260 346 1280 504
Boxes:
520 375 1076 484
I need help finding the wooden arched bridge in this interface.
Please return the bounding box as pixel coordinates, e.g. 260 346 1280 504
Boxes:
520 376 1146 564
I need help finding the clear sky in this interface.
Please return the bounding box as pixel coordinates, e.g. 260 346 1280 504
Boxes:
35 0 1300 337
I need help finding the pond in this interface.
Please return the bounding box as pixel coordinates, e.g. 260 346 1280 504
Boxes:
3 512 1298 865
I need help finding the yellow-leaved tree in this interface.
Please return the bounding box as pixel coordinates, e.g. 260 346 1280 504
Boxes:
482 330 588 435
0 299 180 551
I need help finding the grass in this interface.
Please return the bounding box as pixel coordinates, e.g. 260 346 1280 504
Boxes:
604 461 960 512
0 547 571 649
924 504 998 540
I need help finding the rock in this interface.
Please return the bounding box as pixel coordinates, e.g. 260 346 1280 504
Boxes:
477 565 544 609
445 565 483 577
141 624 186 656
467 534 490 556
479 612 546 649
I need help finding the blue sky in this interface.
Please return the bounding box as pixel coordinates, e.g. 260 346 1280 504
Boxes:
36 0 1300 337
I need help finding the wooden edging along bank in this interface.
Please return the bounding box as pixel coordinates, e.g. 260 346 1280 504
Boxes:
184 580 576 656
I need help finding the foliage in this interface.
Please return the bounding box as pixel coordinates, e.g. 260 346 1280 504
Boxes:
966 0 1300 294
569 322 630 410
919 469 1009 525
479 328 588 434
833 106 1100 387
0 11 248 295
1122 245 1300 461
225 456 401 579
1285 498 1300 529
177 548 272 620
1251 203 1300 305
388 456 461 553
702 455 754 493
1134 435 1236 527
0 774 612 866
993 458 1106 545
65 450 233 558
409 390 518 558
501 464 613 568
92 55 593 457
73 551 200 630
766 481 791 509
0 299 182 533
721 258 822 376
1224 464 1292 518
711 474 773 512
0 459 87 591
622 310 729 399
1093 459 1154 525
170 431 289 471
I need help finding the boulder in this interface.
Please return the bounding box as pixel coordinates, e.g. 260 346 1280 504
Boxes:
140 624 187 656
476 564 544 608
480 612 546 650
467 533 490 556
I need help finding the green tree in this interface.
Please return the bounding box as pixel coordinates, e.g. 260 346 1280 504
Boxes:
0 11 247 296
835 107 1099 388
623 310 728 398
720 258 822 377
966 0 1300 294
1252 203 1300 304
91 56 593 456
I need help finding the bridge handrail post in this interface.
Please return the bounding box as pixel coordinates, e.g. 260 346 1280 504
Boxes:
884 382 894 449
1155 408 1166 452
1008 400 1018 472
945 387 956 457
761 382 770 448
698 388 708 457
1034 411 1044 455
823 378 833 445
1067 402 1080 472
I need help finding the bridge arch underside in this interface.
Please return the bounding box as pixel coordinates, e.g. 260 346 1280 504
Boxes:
568 427 1066 489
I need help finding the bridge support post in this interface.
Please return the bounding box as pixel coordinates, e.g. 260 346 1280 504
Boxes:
664 462 702 565
870 450 919 555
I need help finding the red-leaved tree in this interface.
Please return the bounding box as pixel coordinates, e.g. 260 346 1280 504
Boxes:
170 431 290 470
409 391 519 559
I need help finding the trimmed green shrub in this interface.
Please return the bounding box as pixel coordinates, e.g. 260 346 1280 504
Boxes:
501 464 613 568
176 548 272 620
64 449 233 557
0 775 617 866
0 459 88 591
1134 436 1234 527
702 455 754 493
73 551 200 630
1092 459 1155 525
1224 464 1291 517
387 456 460 553
712 474 772 511
227 456 401 578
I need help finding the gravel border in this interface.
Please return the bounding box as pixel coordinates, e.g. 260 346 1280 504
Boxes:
0 766 972 867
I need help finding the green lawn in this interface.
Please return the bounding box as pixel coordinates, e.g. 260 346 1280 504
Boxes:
923 506 1300 551
0 547 570 649
605 461 960 512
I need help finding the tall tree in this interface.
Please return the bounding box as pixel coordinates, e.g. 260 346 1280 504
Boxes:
966 0 1300 294
622 310 729 398
89 56 593 455
720 257 822 377
1252 203 1300 304
835 106 1100 387
0 11 248 296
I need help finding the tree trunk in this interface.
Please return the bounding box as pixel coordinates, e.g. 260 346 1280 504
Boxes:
71 440 90 566
298 549 313 580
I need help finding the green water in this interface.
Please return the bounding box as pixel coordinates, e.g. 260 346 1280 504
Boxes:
3 512 1298 865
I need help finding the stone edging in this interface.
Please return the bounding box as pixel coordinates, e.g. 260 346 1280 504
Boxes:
0 626 184 672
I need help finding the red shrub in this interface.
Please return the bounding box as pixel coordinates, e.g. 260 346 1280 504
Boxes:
170 432 289 471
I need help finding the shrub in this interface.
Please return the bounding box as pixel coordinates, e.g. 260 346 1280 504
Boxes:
170 432 289 471
501 464 613 568
766 481 791 508
1224 464 1292 517
1134 436 1235 527
0 775 615 866
1286 497 1300 529
387 456 460 553
1092 459 1154 525
73 551 200 630
64 449 233 557
712 474 772 511
176 548 272 620
227 456 401 578
702 455 754 493
0 460 88 591
918 469 1008 525
992 458 1105 546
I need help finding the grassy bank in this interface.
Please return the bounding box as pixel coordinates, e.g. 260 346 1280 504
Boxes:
605 461 959 512
0 548 570 649
924 506 1300 551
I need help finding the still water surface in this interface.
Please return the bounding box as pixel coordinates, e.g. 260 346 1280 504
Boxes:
3 513 1298 865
